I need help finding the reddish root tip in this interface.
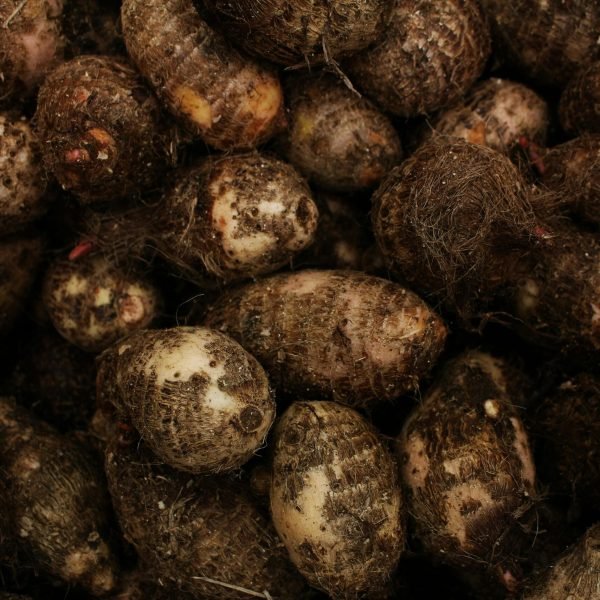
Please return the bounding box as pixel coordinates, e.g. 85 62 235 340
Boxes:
64 148 90 164
68 241 94 261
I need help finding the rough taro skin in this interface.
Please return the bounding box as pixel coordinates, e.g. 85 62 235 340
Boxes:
271 400 404 599
204 270 447 408
559 60 600 136
121 0 285 150
397 351 537 592
346 0 490 118
105 436 306 600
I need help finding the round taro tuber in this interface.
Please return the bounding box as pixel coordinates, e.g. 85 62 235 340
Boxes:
397 351 537 592
0 113 48 235
105 435 306 599
281 74 402 193
271 400 404 599
155 153 319 281
0 398 118 596
0 0 65 105
35 55 174 204
202 0 391 67
346 0 490 118
42 254 161 353
559 60 600 136
204 270 447 407
121 0 284 150
372 137 537 319
97 326 275 474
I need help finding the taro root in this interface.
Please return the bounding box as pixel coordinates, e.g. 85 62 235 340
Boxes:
0 113 47 235
346 0 490 118
0 398 118 595
479 0 600 87
97 326 275 474
523 523 600 600
271 400 404 599
35 55 174 204
42 254 161 353
155 153 319 281
281 74 402 193
105 435 306 599
0 0 65 105
202 0 391 66
542 135 600 224
533 374 600 513
559 60 600 136
397 351 537 592
372 137 537 319
205 270 447 407
121 0 284 150
427 78 549 154
0 233 43 335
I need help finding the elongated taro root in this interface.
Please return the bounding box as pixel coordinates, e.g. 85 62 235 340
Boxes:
0 398 118 595
397 351 537 592
0 0 64 105
346 0 490 118
121 0 284 150
42 254 161 353
271 400 404 599
205 270 447 407
105 436 306 599
480 0 600 87
0 113 47 235
427 78 549 154
281 74 402 193
0 233 43 335
156 153 318 281
97 326 275 474
203 0 390 66
35 55 174 203
372 137 536 318
523 524 600 600
559 61 600 136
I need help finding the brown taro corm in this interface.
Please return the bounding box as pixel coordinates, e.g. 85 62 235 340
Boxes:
559 60 600 136
155 153 319 282
96 326 275 474
523 523 600 600
121 0 285 150
0 398 119 596
372 137 538 321
105 435 307 600
271 400 404 599
397 351 537 594
281 74 402 193
479 0 600 87
542 134 600 225
0 113 48 236
202 0 391 66
35 55 175 204
426 78 549 155
204 270 447 408
0 233 43 335
0 0 65 106
346 0 490 118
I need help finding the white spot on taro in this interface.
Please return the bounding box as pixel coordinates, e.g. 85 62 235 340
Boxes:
158 500 166 510
403 434 430 489
484 399 500 418
117 344 131 356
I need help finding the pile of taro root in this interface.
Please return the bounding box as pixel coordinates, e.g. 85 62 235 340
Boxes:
1 1 600 599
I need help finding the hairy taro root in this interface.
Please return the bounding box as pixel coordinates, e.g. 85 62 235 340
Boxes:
205 270 447 407
281 74 402 193
0 398 118 595
35 55 174 204
97 326 275 474
559 60 600 136
346 0 490 118
155 153 318 281
121 0 284 150
271 400 404 599
105 437 306 599
397 351 537 592
42 254 161 353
